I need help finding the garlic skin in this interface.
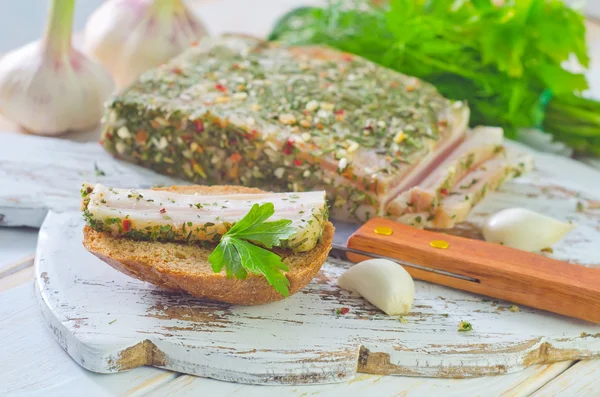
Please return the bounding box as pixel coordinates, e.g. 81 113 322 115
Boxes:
482 208 576 252
0 0 114 136
85 0 208 90
338 259 415 316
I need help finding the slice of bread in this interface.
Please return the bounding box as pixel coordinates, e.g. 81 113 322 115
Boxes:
82 185 334 305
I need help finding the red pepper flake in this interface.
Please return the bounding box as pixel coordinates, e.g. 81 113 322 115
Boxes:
334 109 345 115
230 153 242 163
232 63 240 69
438 120 448 127
342 54 353 62
340 307 350 315
159 208 166 214
244 129 258 140
390 81 399 88
194 120 204 133
440 188 449 196
172 67 182 75
190 40 198 47
215 83 227 93
282 138 295 155
122 219 132 232
98 139 104 145
294 159 303 167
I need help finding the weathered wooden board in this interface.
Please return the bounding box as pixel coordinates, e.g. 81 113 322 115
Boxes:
36 211 600 386
532 359 600 397
145 362 574 397
0 134 185 228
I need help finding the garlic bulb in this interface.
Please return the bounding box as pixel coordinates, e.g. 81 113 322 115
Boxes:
0 0 114 136
338 259 415 316
482 208 576 252
85 0 208 90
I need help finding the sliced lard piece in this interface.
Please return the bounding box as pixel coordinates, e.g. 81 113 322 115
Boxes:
326 106 469 222
393 149 533 229
386 126 504 217
81 184 328 252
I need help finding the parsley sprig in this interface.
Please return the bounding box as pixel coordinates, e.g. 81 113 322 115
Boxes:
208 203 296 296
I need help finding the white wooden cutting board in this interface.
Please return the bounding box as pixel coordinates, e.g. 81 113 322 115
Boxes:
35 212 600 386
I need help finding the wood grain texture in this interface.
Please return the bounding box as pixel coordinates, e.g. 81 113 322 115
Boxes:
347 218 600 323
145 361 573 397
532 359 600 397
35 212 600 385
0 283 180 397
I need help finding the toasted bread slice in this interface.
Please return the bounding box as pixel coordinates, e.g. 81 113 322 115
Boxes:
83 185 334 305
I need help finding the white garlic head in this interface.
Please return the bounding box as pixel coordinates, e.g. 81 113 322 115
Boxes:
0 1 114 136
85 0 209 90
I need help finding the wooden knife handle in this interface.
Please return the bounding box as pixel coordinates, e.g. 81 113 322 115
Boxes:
346 218 600 323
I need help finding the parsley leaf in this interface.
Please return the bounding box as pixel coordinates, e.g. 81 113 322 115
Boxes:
207 203 296 296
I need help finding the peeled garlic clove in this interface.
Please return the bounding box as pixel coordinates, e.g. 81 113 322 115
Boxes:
0 0 114 136
482 208 576 252
338 259 415 316
84 0 208 90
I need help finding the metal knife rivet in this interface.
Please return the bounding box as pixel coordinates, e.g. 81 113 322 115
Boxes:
430 239 450 249
374 226 393 236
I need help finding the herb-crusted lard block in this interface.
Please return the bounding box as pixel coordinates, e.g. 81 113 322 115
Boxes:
101 35 469 222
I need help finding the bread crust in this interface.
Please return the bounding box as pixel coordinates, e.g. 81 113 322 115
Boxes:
82 185 334 305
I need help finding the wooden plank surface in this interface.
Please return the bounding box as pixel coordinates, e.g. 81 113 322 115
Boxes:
0 228 37 272
145 362 573 397
532 359 600 397
0 134 185 228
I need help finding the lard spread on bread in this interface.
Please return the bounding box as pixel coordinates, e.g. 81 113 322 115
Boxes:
81 183 328 252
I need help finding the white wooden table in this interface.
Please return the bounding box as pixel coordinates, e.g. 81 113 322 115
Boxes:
2 1 600 395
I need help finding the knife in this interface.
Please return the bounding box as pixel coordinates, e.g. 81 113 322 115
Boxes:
330 217 600 324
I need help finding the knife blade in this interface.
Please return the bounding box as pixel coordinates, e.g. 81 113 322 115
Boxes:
329 243 480 283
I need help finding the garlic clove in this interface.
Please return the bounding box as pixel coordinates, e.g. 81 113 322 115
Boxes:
482 208 576 252
85 0 209 90
338 259 415 316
